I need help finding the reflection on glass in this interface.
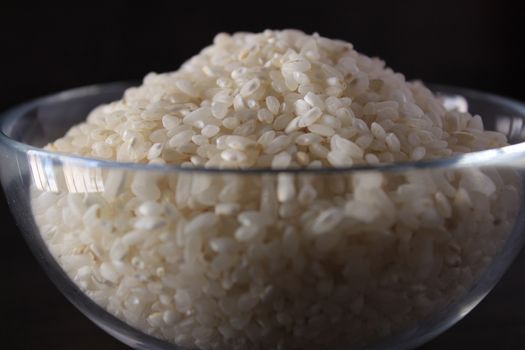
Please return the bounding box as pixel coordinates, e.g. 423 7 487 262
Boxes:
28 151 104 193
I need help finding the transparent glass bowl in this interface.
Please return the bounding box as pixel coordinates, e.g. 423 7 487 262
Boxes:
1 82 525 350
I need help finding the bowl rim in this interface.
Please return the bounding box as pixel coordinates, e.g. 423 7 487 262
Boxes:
1 81 525 174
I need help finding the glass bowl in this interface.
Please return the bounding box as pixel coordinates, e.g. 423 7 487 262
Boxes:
1 82 524 350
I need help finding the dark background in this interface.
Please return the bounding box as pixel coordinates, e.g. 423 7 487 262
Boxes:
1 1 525 349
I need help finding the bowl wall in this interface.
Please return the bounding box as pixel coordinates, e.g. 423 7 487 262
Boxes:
1 83 525 350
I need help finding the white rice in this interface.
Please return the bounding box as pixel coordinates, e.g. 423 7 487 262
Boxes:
31 29 519 350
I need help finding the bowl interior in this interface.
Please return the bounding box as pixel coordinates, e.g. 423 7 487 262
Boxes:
2 82 131 147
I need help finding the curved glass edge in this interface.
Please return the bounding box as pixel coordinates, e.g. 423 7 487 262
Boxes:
2 81 525 350
19 212 181 350
12 160 525 350
1 82 525 174
355 204 525 350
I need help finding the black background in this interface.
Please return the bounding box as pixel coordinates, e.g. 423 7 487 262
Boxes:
1 1 524 349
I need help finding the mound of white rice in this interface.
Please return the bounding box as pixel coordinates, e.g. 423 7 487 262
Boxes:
31 30 519 350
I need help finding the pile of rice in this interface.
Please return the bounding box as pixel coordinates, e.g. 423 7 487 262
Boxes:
32 30 519 350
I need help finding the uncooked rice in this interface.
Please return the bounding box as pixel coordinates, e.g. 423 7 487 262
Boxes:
31 30 519 350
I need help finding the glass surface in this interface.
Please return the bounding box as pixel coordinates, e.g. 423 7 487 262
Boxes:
1 82 525 350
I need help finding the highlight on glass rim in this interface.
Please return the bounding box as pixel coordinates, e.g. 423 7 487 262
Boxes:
1 29 524 350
